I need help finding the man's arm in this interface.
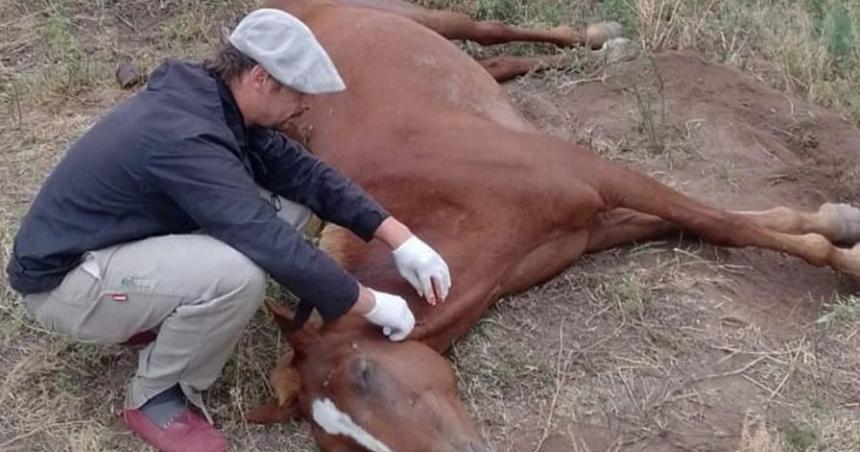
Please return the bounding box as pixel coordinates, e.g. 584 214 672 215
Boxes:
253 130 452 305
372 216 412 249
251 130 388 241
148 136 367 321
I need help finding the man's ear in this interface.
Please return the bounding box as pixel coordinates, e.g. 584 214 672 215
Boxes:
246 350 302 424
249 64 270 88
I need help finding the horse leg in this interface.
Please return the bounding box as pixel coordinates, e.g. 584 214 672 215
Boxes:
586 203 860 253
477 54 570 82
590 158 860 275
330 0 622 48
732 203 860 245
418 14 621 49
586 208 676 253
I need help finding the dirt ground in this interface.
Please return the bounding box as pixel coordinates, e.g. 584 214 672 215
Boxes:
1 1 860 451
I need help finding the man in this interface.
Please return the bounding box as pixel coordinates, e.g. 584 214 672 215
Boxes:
6 9 451 452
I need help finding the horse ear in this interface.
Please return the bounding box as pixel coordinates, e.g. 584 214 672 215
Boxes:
271 350 302 406
266 298 297 331
246 397 300 424
265 298 320 349
246 350 303 424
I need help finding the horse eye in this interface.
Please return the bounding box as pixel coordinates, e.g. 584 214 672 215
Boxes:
349 358 374 390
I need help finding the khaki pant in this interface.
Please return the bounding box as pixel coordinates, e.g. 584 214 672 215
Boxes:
22 189 311 421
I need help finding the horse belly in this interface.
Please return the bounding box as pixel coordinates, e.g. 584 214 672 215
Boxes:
300 7 534 134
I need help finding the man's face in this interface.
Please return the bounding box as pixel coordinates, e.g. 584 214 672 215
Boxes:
240 65 309 129
256 78 308 129
256 77 307 129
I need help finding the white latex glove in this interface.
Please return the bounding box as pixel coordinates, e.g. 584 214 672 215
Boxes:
364 289 416 341
392 236 451 303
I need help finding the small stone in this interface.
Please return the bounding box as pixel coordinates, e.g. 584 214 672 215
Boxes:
596 37 640 65
115 61 146 89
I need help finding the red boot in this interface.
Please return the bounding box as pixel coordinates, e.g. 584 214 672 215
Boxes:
124 407 228 452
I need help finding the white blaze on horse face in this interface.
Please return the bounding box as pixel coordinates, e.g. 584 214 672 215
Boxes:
312 398 394 452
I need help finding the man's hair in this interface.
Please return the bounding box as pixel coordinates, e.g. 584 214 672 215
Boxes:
203 41 260 84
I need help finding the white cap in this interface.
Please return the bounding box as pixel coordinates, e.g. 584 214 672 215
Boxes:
228 8 346 94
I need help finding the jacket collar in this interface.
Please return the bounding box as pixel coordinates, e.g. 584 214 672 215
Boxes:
213 73 250 151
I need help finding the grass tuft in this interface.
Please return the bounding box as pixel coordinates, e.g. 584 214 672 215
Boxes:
475 0 519 22
37 4 104 97
784 422 818 451
162 9 214 49
604 272 649 318
816 294 860 329
739 414 784 452
609 0 860 124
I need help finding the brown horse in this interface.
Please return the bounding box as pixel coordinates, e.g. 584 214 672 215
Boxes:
245 1 860 450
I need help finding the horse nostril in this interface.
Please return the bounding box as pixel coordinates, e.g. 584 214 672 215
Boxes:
467 442 491 452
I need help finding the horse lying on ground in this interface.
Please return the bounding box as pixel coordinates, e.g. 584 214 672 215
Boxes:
244 1 860 450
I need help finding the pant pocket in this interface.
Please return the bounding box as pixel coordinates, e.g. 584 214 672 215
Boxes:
22 292 52 325
51 256 101 307
23 262 101 338
23 292 74 337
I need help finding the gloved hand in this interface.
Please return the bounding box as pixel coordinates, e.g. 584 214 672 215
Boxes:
363 289 415 341
392 236 451 304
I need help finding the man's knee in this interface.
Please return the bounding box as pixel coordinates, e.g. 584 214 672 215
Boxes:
212 245 267 308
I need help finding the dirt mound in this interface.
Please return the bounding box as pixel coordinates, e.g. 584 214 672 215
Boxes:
450 52 860 452
518 52 860 329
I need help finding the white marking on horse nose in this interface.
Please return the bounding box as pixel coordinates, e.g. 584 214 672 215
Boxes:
312 398 393 452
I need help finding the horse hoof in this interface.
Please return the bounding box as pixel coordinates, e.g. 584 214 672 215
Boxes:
819 202 860 244
585 21 624 49
838 242 860 276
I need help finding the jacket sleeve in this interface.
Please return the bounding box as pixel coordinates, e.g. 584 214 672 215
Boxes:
147 135 358 321
251 130 389 241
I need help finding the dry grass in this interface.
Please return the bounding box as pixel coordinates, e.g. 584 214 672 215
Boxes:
599 0 860 125
738 413 785 452
479 0 860 125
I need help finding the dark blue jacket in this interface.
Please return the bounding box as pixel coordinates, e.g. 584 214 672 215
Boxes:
7 60 388 321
